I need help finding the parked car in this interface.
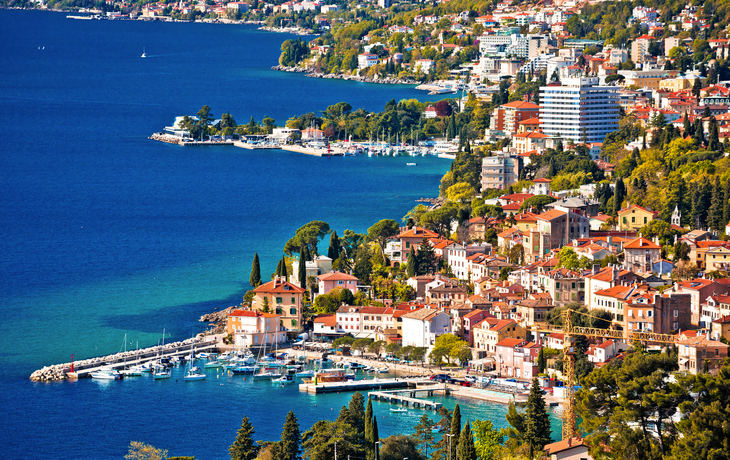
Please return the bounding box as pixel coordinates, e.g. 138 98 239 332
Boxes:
430 374 451 382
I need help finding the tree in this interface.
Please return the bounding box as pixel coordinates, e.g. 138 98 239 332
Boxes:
537 348 546 374
504 400 525 452
367 219 400 262
692 78 702 102
262 296 270 313
353 245 373 285
277 411 301 460
365 398 376 460
283 221 331 256
456 421 476 460
347 392 366 443
298 255 307 291
508 244 524 265
518 195 557 213
407 247 418 277
250 252 262 287
450 404 461 460
431 334 470 365
417 238 438 275
302 420 362 460
523 378 552 458
613 178 625 215
230 416 259 460
328 230 341 261
414 414 436 457
125 442 168 460
380 435 424 460
472 420 504 460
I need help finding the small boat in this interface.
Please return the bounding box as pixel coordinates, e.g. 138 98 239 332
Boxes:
296 370 314 378
91 366 122 380
252 371 280 380
376 367 389 373
275 373 296 384
184 366 206 381
406 163 417 166
153 368 171 380
120 365 145 377
390 408 407 413
231 366 257 374
141 48 146 58
204 361 223 369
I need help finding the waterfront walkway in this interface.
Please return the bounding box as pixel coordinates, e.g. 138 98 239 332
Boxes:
369 385 446 410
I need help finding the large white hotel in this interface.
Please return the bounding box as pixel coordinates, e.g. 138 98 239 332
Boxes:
539 77 620 145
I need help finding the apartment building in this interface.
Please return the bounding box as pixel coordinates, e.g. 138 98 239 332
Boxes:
480 151 521 190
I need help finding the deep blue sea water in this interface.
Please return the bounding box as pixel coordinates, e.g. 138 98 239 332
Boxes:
0 10 559 459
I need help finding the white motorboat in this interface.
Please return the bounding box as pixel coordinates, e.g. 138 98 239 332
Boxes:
153 368 171 380
275 373 296 384
390 407 407 413
120 365 145 377
296 370 314 378
91 366 122 380
252 371 280 380
141 48 146 58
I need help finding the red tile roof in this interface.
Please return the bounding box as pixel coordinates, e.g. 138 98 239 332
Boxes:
318 271 359 281
253 279 306 294
624 237 661 250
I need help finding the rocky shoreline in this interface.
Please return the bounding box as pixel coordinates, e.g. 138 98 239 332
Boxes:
271 65 418 85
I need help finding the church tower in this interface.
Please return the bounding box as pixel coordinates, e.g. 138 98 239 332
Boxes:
671 205 681 227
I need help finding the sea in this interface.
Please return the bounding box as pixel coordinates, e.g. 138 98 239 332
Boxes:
0 10 560 459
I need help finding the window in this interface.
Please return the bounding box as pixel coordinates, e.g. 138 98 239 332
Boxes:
276 308 282 315
291 297 295 303
406 242 410 248
290 308 297 315
291 320 297 327
571 282 576 289
632 216 635 223
647 310 652 317
276 297 282 304
556 282 561 289
674 309 678 317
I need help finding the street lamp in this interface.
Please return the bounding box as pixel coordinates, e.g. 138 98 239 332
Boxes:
446 434 455 460
375 441 381 460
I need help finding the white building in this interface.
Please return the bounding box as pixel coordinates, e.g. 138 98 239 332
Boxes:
481 151 521 190
358 53 379 69
401 308 451 348
539 77 620 144
291 255 332 288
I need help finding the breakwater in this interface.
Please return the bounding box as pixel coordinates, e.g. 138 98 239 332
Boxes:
29 335 217 382
271 65 417 85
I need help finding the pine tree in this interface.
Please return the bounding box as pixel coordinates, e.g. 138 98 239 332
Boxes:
523 378 552 459
301 245 311 263
450 404 461 460
723 179 730 228
407 247 417 278
456 421 476 460
229 416 259 460
250 253 261 287
348 392 366 444
278 411 301 460
327 231 341 261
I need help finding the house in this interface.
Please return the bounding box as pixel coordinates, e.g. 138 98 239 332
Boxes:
317 271 359 296
544 436 593 460
538 268 584 306
587 339 627 364
495 338 539 379
584 265 640 309
358 53 379 69
312 314 339 338
462 309 496 346
226 310 285 347
252 277 306 331
677 335 729 374
617 204 659 231
472 318 525 356
623 237 661 274
427 284 469 306
711 314 730 342
512 131 549 154
515 299 554 328
536 209 590 251
395 226 439 265
401 308 451 348
674 279 730 326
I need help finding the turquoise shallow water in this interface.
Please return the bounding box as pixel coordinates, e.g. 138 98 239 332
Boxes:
0 10 560 459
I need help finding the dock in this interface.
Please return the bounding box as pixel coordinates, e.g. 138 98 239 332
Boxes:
368 385 447 410
281 144 344 157
232 140 280 149
298 377 432 394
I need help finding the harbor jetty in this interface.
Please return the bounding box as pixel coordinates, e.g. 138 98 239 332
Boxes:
369 385 447 410
29 335 217 382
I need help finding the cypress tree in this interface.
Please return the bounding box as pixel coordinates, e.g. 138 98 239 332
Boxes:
372 415 379 460
537 348 546 374
327 231 341 261
450 404 461 460
456 421 476 460
365 398 375 460
683 112 691 136
278 411 301 460
276 259 283 277
280 256 288 281
523 378 552 459
250 253 261 287
407 247 417 278
301 245 311 263
709 118 720 151
709 176 724 232
348 392 366 443
298 256 307 290
229 416 259 460
612 178 625 216
722 180 730 230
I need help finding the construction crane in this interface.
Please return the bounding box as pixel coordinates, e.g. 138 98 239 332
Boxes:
553 309 681 440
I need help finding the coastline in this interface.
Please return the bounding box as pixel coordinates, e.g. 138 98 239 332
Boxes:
271 65 418 85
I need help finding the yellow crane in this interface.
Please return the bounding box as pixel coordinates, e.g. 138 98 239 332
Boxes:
553 309 681 440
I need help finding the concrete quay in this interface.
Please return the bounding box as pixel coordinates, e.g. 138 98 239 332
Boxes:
298 376 432 394
280 144 344 157
369 385 447 410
